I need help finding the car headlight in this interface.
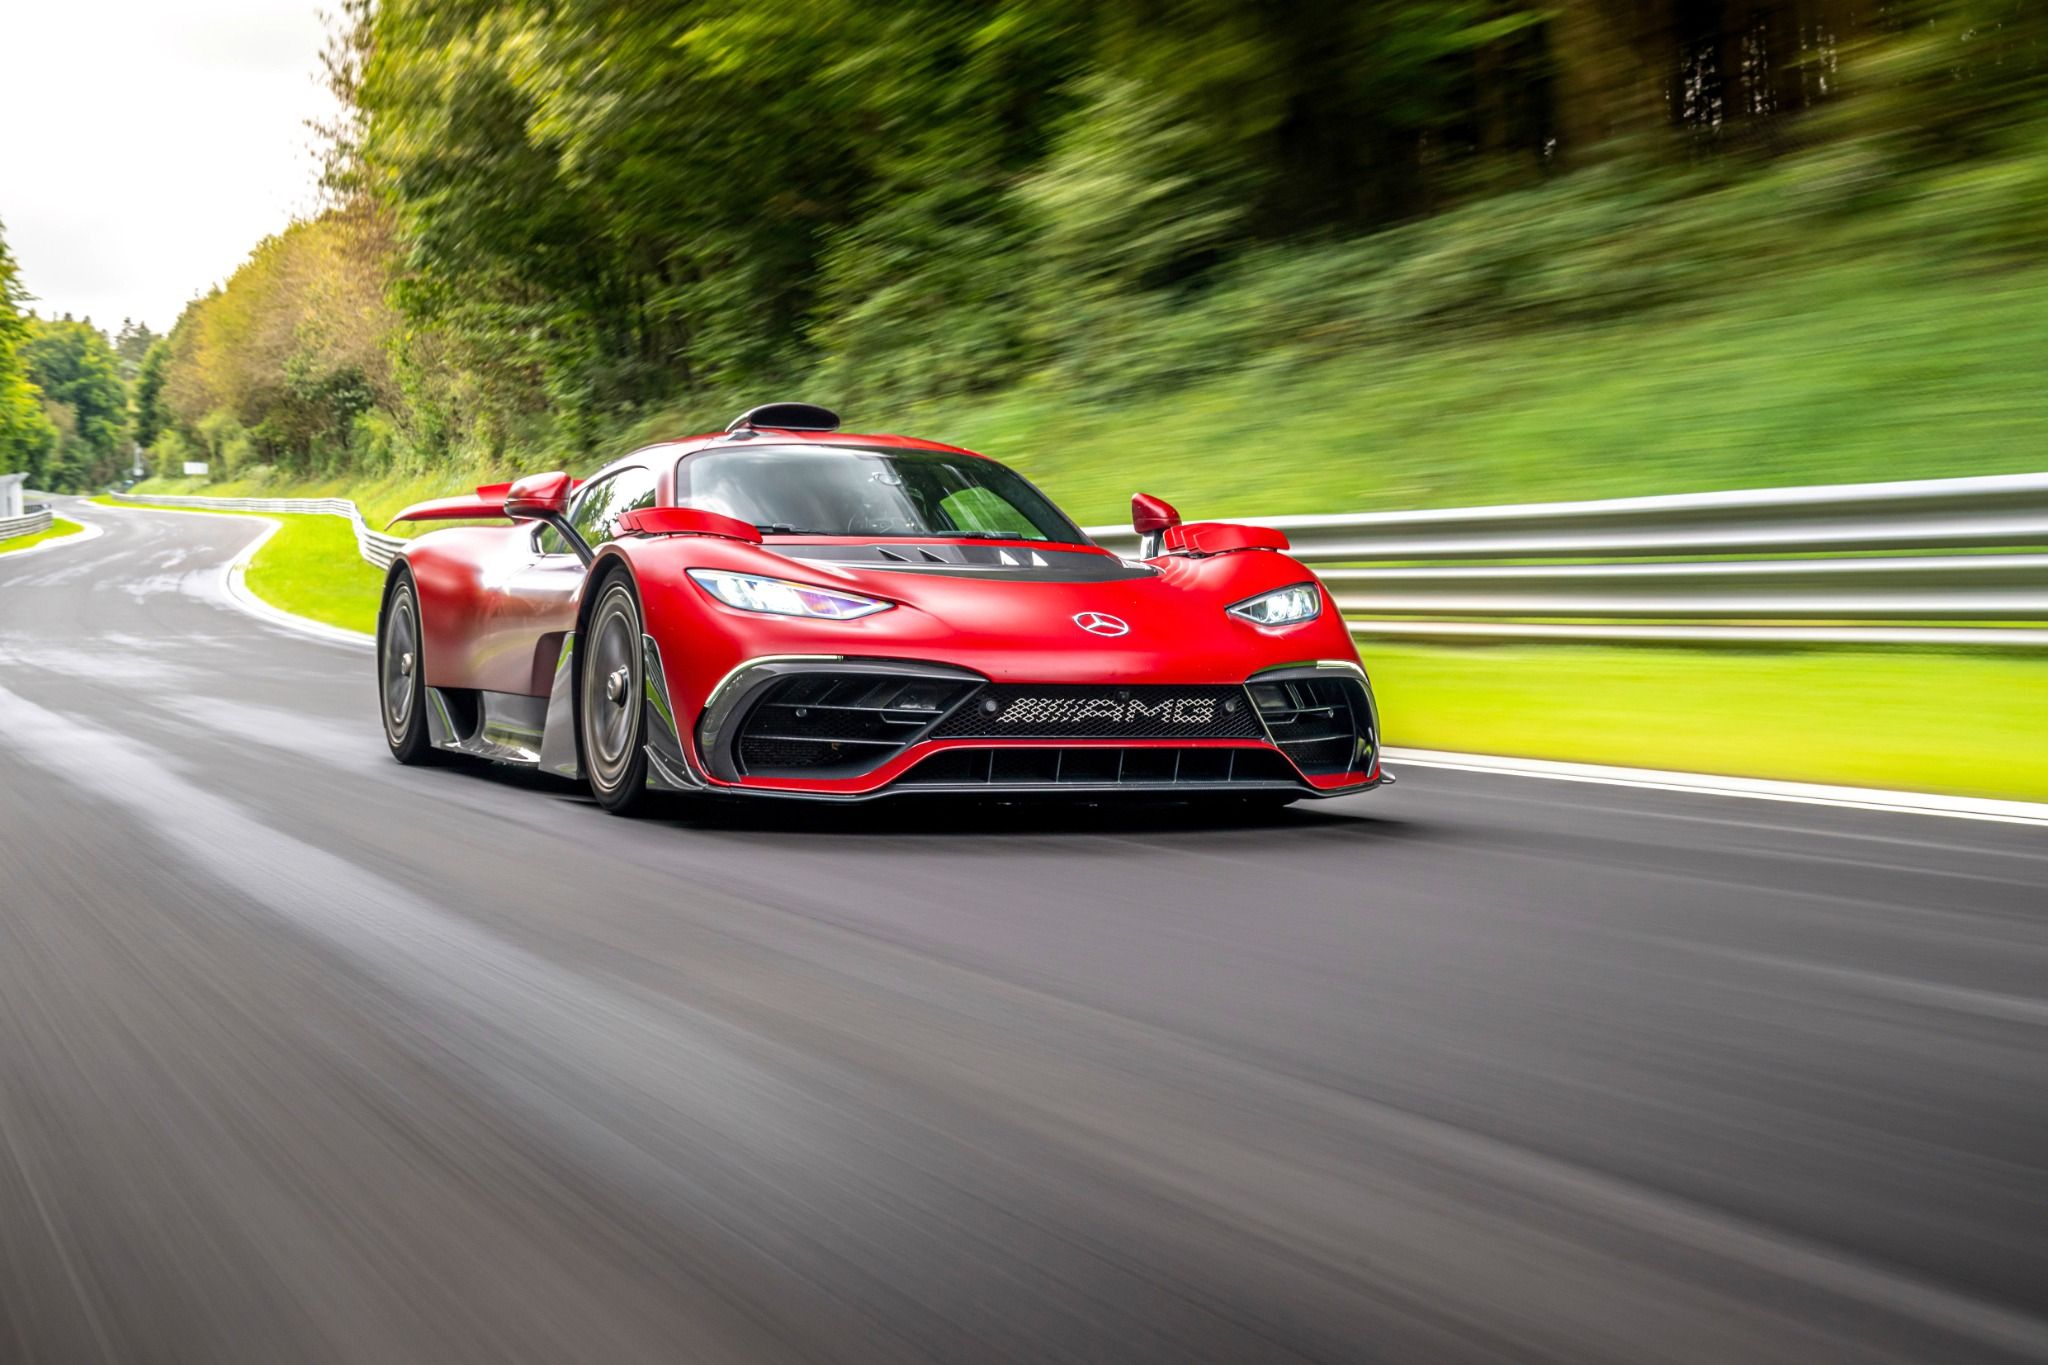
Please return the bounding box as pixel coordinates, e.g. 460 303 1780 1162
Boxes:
687 570 892 620
1228 582 1322 627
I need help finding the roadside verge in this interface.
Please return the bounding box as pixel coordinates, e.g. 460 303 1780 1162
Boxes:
90 498 374 648
0 514 98 558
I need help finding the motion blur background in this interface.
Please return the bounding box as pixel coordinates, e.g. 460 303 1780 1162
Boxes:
3 10 2047 1363
2 0 2044 793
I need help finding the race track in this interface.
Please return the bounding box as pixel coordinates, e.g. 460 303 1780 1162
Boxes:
2 500 2044 1364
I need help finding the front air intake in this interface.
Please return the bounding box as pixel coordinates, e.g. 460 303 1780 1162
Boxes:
897 745 1300 790
1246 673 1375 776
731 672 978 778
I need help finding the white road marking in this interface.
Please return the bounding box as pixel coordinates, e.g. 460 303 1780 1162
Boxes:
1382 747 2048 828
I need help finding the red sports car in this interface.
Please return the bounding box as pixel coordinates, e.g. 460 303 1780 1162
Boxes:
377 403 1389 812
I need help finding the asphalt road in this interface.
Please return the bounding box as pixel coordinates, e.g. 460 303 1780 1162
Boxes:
2 499 2044 1365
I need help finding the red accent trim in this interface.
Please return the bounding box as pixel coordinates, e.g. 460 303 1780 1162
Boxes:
690 736 1374 798
389 492 509 525
387 478 581 526
619 507 763 542
1162 522 1290 555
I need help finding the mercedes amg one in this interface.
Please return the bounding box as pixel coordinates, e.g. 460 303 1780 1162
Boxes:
375 404 1388 812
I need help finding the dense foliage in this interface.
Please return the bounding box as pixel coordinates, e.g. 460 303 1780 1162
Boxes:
21 319 130 492
0 224 58 484
131 0 2048 494
154 206 398 479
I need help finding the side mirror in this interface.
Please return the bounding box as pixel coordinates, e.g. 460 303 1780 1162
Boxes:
1131 493 1181 558
504 471 575 521
504 471 592 566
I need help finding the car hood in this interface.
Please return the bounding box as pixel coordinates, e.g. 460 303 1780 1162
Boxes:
760 539 1324 647
772 540 1155 584
621 532 1357 688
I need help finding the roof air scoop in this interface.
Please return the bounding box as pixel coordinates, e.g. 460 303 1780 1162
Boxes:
726 402 841 434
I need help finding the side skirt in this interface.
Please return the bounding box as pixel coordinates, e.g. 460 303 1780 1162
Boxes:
425 687 549 765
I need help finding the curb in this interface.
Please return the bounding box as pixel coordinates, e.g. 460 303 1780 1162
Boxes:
1381 747 2048 828
222 517 375 650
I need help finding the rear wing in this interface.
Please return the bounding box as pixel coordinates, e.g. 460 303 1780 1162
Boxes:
387 482 578 527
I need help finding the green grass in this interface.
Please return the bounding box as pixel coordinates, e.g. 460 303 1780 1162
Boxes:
1366 640 2048 802
917 261 2048 527
0 516 86 554
93 498 384 636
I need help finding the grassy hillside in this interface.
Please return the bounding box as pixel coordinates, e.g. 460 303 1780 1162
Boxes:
924 261 2048 526
143 251 2048 530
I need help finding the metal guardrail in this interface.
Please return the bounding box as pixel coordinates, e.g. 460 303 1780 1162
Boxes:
110 473 2048 646
1084 471 2048 646
0 508 54 541
1087 471 2048 561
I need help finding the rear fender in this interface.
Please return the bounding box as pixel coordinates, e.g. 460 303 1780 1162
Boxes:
405 526 584 694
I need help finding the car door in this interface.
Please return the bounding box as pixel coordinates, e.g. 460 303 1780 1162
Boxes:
476 467 657 695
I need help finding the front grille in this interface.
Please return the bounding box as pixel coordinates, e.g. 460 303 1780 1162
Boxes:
734 673 979 777
1246 675 1374 776
930 684 1264 741
897 746 1300 789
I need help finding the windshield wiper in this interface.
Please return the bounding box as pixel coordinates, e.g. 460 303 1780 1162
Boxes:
754 524 838 536
944 529 1040 541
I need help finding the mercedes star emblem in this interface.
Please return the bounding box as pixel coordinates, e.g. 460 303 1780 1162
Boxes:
1073 612 1130 637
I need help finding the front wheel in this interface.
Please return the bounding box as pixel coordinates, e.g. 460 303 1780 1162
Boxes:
580 575 652 815
378 568 437 765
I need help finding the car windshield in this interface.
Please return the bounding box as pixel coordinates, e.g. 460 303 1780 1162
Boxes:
675 445 1088 543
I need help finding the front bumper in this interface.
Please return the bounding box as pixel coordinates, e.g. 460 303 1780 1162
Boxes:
668 656 1385 801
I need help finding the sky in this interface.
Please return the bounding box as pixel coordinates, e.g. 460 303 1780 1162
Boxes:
0 1 335 334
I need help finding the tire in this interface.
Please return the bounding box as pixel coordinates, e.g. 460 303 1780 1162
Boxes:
377 567 437 765
579 574 653 815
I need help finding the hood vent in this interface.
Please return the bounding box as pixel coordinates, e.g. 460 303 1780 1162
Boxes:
774 542 1157 583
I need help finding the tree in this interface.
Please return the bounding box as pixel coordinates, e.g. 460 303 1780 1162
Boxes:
22 317 130 490
131 337 171 451
155 206 397 476
113 318 160 383
0 220 57 482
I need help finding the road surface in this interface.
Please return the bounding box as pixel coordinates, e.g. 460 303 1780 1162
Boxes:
2 499 2044 1364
